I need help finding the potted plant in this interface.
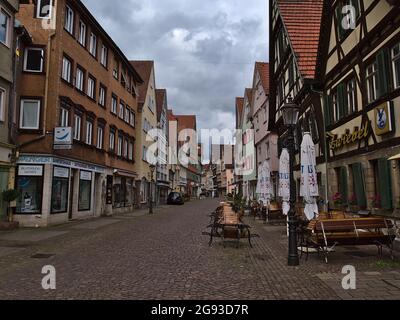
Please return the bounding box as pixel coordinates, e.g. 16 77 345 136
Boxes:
332 192 344 210
348 193 359 213
370 194 382 215
1 189 20 230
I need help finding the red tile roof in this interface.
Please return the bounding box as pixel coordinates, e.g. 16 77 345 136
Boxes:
156 89 167 122
277 0 323 79
235 97 244 129
130 61 154 104
255 62 269 94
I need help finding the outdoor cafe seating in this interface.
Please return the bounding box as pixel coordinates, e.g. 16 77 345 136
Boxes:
204 202 259 248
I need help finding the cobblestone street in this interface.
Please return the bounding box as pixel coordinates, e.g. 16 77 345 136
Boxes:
0 198 399 300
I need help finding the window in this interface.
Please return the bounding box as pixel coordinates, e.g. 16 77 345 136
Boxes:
346 78 357 114
87 76 95 99
16 165 44 214
86 121 93 145
78 171 92 211
392 43 400 89
20 99 40 130
125 107 130 123
64 5 74 34
130 110 135 127
109 130 115 151
119 101 124 119
73 114 81 140
0 9 10 46
0 88 5 122
123 138 128 158
62 56 72 82
96 126 104 149
99 85 106 107
60 107 69 127
366 62 378 103
113 57 119 79
78 20 86 46
75 67 84 91
51 166 69 214
142 145 147 161
101 45 108 67
24 48 44 72
37 0 52 19
111 95 117 114
331 91 339 122
89 33 97 57
129 141 134 160
117 135 123 156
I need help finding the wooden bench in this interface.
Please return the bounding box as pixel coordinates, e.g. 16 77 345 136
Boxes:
305 218 396 263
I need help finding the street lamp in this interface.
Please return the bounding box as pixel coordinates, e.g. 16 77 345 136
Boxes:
280 97 300 267
149 164 156 214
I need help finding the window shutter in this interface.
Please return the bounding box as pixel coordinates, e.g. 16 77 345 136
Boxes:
352 163 367 208
339 167 348 205
377 49 391 98
337 83 346 118
377 158 393 210
352 0 360 19
323 95 333 126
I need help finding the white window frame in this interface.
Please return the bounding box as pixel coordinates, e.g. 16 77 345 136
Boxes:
0 87 5 122
87 76 95 99
109 131 115 151
36 0 53 19
366 62 378 104
19 99 41 130
65 5 74 34
130 110 135 127
129 141 133 160
23 48 44 73
119 102 124 119
78 20 86 46
86 121 93 145
347 78 357 114
0 8 11 47
60 107 69 127
73 114 81 140
392 43 400 90
117 135 123 156
101 45 108 67
62 56 72 82
111 95 117 114
75 67 84 91
89 33 97 57
99 86 106 106
125 107 130 123
96 126 103 149
123 138 128 158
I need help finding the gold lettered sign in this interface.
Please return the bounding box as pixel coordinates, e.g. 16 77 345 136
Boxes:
328 124 369 151
375 102 393 136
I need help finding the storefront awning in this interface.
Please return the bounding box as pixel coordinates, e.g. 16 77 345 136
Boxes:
113 169 138 179
388 154 400 161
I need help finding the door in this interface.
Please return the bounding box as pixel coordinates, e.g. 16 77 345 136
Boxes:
68 171 74 220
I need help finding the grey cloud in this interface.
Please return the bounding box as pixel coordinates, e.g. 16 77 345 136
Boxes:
82 0 269 135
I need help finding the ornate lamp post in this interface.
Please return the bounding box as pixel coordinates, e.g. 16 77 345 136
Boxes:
149 164 156 214
280 97 300 267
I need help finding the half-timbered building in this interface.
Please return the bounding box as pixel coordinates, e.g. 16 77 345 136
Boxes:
320 0 400 214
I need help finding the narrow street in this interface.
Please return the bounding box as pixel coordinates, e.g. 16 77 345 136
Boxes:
0 198 399 300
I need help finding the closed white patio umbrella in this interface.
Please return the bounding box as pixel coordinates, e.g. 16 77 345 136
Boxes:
279 149 290 216
300 133 319 220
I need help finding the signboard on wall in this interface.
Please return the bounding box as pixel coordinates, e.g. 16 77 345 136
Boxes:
54 127 73 150
80 171 92 181
18 165 43 176
375 101 394 136
54 166 70 179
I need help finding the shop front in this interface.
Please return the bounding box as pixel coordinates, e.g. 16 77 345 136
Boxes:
112 170 136 214
14 155 106 227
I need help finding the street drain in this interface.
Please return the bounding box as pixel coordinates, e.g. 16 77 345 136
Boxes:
31 253 55 259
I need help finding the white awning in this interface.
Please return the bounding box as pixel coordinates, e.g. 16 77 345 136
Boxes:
388 154 400 161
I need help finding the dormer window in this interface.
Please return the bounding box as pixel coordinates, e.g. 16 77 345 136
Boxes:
37 0 53 19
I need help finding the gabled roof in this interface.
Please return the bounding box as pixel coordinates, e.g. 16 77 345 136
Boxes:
156 89 167 122
244 88 254 104
130 61 154 104
255 62 270 94
235 97 244 129
277 0 323 79
175 115 197 132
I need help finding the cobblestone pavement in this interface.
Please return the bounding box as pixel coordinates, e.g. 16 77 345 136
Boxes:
0 198 399 300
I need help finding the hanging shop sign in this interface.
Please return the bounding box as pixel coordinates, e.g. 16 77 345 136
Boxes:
54 127 73 150
328 124 369 151
375 101 394 136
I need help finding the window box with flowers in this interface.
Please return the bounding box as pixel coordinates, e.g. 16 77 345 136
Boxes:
370 194 385 215
348 193 359 213
331 192 345 210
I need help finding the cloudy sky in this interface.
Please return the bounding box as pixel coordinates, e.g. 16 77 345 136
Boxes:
83 0 269 136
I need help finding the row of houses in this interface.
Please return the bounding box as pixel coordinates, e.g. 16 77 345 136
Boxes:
0 0 201 227
234 0 400 216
